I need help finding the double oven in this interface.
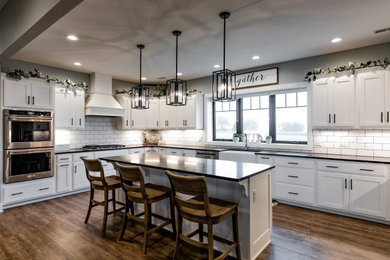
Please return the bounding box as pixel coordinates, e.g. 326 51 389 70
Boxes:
3 110 54 183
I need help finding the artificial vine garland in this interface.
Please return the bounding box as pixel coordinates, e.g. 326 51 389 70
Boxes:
305 58 390 82
115 84 198 97
5 68 88 91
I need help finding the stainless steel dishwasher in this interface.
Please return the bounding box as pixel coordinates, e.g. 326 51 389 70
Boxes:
195 150 219 159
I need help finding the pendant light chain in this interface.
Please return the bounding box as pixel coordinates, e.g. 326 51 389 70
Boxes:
176 33 178 81
223 15 226 72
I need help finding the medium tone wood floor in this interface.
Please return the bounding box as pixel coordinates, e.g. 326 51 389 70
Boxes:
0 192 390 260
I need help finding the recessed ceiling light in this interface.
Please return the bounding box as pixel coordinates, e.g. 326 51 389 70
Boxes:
331 37 342 43
213 64 220 68
141 77 147 80
67 35 78 41
73 62 81 66
252 55 260 60
177 72 182 76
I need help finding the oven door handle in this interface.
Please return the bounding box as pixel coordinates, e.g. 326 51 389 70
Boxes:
7 117 53 122
6 148 54 155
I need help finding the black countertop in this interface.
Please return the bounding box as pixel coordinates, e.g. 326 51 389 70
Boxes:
100 153 274 182
55 145 228 154
254 150 390 164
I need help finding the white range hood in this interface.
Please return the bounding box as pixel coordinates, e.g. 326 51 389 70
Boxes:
85 73 124 117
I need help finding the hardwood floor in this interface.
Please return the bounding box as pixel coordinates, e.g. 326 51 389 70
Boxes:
0 192 390 260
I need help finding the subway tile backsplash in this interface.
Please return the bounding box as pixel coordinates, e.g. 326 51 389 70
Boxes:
313 130 390 157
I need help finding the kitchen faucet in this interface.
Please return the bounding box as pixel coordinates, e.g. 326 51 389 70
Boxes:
243 133 248 150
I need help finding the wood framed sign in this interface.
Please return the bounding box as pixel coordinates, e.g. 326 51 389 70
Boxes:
235 67 279 90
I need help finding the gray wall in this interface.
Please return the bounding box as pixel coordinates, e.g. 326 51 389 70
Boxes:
188 42 390 94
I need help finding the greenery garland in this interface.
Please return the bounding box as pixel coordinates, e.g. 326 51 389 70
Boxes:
115 84 198 97
5 68 88 91
305 58 390 82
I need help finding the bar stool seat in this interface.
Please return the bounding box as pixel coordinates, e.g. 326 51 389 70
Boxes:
126 183 171 202
181 196 237 223
91 176 121 189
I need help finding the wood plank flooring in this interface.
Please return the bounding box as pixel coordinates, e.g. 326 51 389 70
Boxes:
0 192 389 260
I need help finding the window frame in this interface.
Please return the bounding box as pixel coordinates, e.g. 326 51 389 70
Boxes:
212 90 308 144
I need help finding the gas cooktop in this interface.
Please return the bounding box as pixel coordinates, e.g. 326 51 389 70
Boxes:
82 144 126 151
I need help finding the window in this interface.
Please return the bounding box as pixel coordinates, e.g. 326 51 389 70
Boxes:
213 90 308 144
213 101 237 140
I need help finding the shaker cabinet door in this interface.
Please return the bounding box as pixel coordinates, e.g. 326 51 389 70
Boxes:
332 76 356 127
317 171 349 210
31 81 54 109
311 78 332 128
3 78 30 108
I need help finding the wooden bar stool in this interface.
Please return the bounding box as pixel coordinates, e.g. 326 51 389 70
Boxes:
81 157 124 235
165 170 241 260
114 162 176 254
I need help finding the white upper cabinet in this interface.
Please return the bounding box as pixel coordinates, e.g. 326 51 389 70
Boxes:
159 98 178 129
176 93 204 129
55 86 85 129
145 98 160 129
3 77 54 110
131 107 146 129
312 75 356 128
358 70 390 128
115 94 131 129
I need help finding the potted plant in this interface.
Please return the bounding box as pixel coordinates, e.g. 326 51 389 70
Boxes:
265 135 272 144
233 133 241 143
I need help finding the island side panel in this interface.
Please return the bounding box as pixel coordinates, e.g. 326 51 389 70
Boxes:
250 169 272 259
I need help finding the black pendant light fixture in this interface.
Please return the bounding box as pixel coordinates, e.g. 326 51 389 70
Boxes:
166 30 187 106
212 12 236 102
131 44 150 109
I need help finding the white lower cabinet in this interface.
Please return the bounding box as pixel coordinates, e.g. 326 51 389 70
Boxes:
3 179 55 204
56 162 72 193
317 171 349 210
166 148 183 156
72 152 93 190
182 149 196 157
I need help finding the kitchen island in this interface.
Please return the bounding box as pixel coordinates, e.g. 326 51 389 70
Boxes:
101 153 274 260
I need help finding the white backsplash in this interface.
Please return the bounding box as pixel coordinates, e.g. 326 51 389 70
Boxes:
158 130 205 146
313 129 390 157
55 116 143 149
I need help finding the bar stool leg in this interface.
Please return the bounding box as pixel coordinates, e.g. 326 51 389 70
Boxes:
130 201 135 215
85 185 94 224
233 209 241 260
143 202 150 254
207 220 213 260
112 190 116 213
102 189 109 234
198 223 203 242
173 214 183 260
170 197 176 236
119 200 129 241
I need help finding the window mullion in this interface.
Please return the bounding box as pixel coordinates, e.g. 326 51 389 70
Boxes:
269 95 276 142
237 99 243 135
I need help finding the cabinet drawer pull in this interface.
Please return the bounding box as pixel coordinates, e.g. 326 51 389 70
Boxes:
60 158 69 161
79 118 82 125
288 192 298 195
326 165 339 169
260 157 270 159
171 152 176 154
39 187 49 191
126 120 128 126
134 151 140 154
387 112 389 123
75 166 77 173
359 168 373 172
333 114 336 124
11 192 23 196
287 175 298 178
381 112 384 123
288 162 298 165
71 118 74 126
328 114 331 124
60 164 69 167
345 178 347 189
132 120 134 126
32 96 35 105
102 164 108 167
350 179 353 190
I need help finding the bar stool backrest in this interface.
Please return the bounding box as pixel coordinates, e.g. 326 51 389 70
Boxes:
165 170 211 217
114 162 147 199
80 157 107 186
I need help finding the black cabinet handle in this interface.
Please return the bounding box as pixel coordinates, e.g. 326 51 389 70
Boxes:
333 114 336 124
32 96 35 105
387 112 389 123
75 166 77 173
345 178 347 189
71 118 74 126
350 179 353 190
11 192 23 196
60 164 69 167
39 187 49 191
126 120 128 126
360 168 374 172
288 175 298 178
381 112 384 123
288 192 298 195
326 165 339 169
288 162 298 165
328 114 331 124
132 120 134 126
260 157 270 159
60 158 69 161
79 118 81 125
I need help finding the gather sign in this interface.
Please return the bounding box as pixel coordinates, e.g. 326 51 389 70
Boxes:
235 67 279 90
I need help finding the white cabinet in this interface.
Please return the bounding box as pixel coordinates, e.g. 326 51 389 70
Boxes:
2 179 55 204
3 77 54 110
317 161 387 218
358 70 390 128
72 152 92 190
116 94 131 129
176 93 204 129
219 151 257 163
166 148 183 156
159 100 178 129
55 86 85 129
56 162 72 193
145 99 160 129
182 149 196 157
131 108 146 129
312 75 356 128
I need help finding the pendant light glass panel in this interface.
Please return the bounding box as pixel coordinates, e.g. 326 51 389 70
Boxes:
132 44 149 109
166 30 187 106
212 12 236 102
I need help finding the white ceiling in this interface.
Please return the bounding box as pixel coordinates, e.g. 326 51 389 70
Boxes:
12 0 390 83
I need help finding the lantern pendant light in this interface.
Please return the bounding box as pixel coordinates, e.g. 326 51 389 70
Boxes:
166 30 187 106
212 12 236 102
131 44 150 109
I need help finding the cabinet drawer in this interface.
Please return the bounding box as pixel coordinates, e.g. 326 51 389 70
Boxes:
317 160 387 177
3 179 54 204
72 152 94 162
256 155 274 165
166 148 183 156
274 156 315 169
275 167 314 187
275 183 314 204
130 148 145 154
56 154 71 163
